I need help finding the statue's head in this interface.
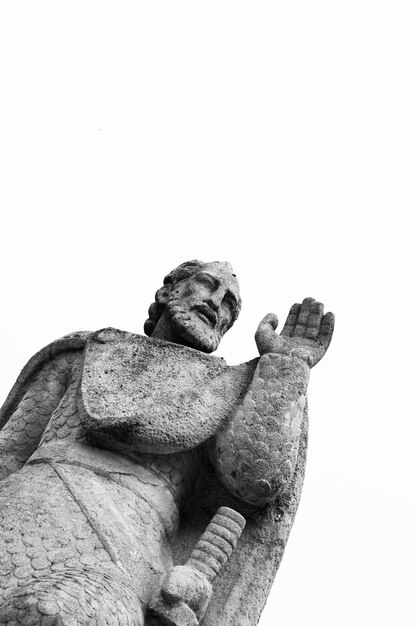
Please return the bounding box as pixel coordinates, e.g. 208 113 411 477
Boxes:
144 260 241 353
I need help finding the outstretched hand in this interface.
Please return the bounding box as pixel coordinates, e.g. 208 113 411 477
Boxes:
255 298 334 367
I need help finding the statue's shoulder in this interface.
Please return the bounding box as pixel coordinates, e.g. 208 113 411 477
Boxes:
22 329 93 370
85 326 234 369
0 330 92 429
84 327 259 381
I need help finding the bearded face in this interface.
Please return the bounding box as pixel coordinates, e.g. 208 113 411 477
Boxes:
163 263 241 353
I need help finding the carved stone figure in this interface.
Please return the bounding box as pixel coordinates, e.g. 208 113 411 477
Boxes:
0 260 334 625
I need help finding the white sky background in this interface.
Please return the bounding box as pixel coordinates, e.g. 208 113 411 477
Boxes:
0 2 416 624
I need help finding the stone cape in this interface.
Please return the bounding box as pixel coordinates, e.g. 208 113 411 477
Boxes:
0 329 309 626
79 328 255 454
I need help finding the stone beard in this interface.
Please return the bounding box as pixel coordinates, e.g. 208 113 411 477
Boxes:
164 295 224 354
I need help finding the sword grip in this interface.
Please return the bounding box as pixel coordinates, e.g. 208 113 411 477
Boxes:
186 506 246 583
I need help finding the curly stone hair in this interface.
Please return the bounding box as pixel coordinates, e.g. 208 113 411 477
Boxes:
144 259 241 337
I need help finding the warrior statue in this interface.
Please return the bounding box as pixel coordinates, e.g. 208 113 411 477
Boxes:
0 260 334 625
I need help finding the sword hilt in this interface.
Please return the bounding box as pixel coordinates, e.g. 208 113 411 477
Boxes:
186 506 246 583
148 507 246 626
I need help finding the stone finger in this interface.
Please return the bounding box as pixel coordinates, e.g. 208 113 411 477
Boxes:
293 298 315 337
317 311 335 348
280 304 300 337
305 302 324 339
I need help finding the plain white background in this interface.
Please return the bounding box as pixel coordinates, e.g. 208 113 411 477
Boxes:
0 2 415 624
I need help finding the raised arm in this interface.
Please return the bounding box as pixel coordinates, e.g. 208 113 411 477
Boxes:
213 298 334 506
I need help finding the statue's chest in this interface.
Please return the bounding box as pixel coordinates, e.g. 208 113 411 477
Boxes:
78 329 254 454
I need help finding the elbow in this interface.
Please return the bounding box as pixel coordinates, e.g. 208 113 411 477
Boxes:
232 477 278 507
216 467 288 507
213 436 297 507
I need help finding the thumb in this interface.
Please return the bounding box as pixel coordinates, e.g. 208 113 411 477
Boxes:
257 312 278 333
255 313 278 354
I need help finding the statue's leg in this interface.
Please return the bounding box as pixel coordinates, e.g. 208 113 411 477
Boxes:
0 462 169 624
0 567 144 625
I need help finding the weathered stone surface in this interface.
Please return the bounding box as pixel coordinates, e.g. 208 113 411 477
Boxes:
0 260 334 625
80 329 255 454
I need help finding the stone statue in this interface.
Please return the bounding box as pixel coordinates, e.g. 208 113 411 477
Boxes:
0 260 334 626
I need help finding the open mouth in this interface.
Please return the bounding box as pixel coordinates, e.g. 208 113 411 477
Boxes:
194 305 217 327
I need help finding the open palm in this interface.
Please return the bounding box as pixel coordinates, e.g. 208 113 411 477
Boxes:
255 298 335 368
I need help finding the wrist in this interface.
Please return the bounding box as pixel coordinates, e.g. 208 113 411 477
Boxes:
260 352 310 375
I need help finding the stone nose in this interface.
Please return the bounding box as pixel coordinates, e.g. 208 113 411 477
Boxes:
206 289 225 311
205 284 228 312
206 297 219 311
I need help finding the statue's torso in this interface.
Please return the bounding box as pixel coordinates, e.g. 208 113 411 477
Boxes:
26 330 255 519
0 333 210 621
32 340 199 536
0 328 310 626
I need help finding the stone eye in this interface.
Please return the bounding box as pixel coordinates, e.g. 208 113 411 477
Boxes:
195 274 217 289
